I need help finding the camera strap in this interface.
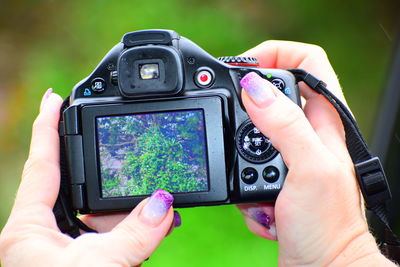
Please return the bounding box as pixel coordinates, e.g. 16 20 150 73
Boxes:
54 98 97 238
289 69 400 263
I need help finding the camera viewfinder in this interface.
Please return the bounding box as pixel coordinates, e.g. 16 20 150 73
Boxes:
140 63 160 80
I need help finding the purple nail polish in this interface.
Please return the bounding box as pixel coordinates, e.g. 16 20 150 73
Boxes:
240 72 276 107
43 88 53 101
141 189 174 225
248 207 271 229
173 211 181 227
40 88 53 111
269 223 277 239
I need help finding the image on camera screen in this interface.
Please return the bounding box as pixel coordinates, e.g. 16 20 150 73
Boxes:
96 110 209 198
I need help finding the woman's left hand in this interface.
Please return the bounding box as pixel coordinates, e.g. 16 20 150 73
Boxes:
0 90 178 267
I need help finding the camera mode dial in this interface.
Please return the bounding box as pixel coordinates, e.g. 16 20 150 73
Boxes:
236 121 277 163
218 56 259 67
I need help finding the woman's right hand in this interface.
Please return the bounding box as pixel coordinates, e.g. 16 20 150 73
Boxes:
237 41 395 266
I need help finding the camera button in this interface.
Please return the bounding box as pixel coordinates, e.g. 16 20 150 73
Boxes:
263 166 280 183
110 71 118 85
91 78 106 93
194 68 214 87
271 78 285 90
241 167 258 184
236 121 277 163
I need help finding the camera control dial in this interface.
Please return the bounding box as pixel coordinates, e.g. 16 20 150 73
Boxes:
236 120 277 163
218 56 259 67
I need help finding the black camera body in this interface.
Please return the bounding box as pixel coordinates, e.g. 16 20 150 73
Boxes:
59 29 300 214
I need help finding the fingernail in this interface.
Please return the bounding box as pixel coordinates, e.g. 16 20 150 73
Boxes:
165 210 181 237
248 207 271 229
173 211 181 227
141 189 174 226
240 72 276 108
269 223 277 239
40 88 53 112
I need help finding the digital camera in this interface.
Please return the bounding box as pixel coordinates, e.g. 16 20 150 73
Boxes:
58 29 300 214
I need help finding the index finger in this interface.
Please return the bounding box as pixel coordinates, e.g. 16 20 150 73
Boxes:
241 40 344 101
11 91 63 227
242 40 350 162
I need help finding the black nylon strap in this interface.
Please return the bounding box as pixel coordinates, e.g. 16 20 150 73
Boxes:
289 68 400 263
53 98 97 237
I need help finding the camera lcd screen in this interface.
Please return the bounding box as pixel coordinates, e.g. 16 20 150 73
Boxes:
96 110 209 198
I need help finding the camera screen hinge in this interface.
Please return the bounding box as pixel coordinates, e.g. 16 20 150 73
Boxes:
65 135 85 185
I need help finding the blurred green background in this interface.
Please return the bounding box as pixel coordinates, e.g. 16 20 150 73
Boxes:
0 0 398 266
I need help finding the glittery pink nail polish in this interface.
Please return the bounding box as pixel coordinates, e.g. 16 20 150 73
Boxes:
240 72 276 107
141 189 174 225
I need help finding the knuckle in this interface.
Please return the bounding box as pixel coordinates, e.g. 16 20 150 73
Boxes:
22 157 50 178
307 44 328 59
0 230 17 259
23 157 39 176
319 160 341 178
32 117 57 137
261 40 276 46
32 116 44 131
273 104 306 135
0 232 7 254
120 225 151 254
293 157 340 187
259 40 328 58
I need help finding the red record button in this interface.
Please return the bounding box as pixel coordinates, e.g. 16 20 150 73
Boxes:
200 73 208 82
195 70 214 87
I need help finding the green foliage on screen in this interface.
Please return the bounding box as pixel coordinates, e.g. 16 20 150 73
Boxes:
97 110 208 197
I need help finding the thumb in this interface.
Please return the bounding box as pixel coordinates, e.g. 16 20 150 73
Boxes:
99 190 175 266
240 72 327 168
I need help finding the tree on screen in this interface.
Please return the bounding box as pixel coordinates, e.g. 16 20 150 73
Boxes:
98 111 208 197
